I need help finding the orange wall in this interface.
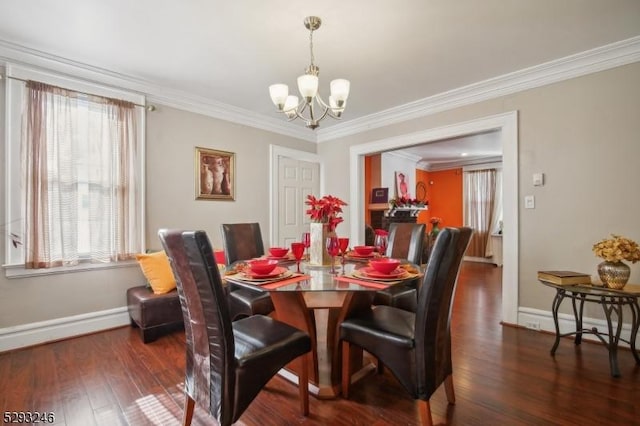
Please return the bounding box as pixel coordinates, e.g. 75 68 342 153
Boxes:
416 168 463 231
365 160 463 231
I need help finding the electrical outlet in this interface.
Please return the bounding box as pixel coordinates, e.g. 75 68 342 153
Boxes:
525 321 540 331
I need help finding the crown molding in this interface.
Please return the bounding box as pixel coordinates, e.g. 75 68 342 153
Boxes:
423 155 503 172
2 36 639 145
317 36 640 143
0 40 316 142
384 150 422 163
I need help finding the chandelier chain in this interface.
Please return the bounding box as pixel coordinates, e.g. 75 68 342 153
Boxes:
309 28 315 69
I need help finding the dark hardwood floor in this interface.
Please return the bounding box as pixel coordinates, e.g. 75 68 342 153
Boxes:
2 262 638 425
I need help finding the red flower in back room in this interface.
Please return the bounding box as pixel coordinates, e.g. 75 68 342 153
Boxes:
305 195 347 231
430 217 442 225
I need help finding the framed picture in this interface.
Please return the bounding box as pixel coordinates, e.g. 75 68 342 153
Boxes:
195 147 235 200
395 171 410 199
371 187 389 203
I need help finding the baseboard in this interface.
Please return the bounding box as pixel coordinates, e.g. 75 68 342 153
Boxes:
518 307 635 349
0 307 130 352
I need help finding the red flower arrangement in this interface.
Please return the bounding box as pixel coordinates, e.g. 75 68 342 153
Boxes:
430 217 443 225
389 196 425 208
305 195 347 231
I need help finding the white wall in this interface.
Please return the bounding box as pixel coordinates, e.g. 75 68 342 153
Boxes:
381 153 417 199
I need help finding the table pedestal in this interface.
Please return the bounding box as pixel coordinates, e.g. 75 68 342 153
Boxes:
270 291 376 399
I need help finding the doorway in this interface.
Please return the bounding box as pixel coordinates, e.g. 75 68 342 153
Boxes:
348 111 519 325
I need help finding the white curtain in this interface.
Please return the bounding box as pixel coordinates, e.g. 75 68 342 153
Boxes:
22 81 140 268
463 169 497 258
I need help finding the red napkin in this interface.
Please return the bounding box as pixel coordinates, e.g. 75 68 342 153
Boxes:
334 275 390 289
261 274 310 290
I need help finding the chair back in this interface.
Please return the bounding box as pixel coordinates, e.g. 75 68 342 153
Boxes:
414 227 472 399
158 229 236 426
221 223 265 265
386 223 426 265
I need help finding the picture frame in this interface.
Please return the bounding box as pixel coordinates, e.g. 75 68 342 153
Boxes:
395 171 410 199
195 147 235 200
371 187 389 204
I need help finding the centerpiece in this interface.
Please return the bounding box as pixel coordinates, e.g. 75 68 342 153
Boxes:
305 194 347 265
592 234 640 289
430 217 443 236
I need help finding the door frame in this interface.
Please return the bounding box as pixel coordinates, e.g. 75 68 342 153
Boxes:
269 145 325 247
348 111 519 325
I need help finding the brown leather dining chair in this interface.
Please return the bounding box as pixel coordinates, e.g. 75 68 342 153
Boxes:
373 222 426 312
158 229 311 426
221 222 274 320
340 227 472 426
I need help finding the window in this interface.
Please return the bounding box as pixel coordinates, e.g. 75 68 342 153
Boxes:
4 65 145 275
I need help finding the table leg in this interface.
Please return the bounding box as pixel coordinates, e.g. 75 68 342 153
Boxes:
572 294 586 345
550 289 565 355
601 296 624 377
629 299 640 364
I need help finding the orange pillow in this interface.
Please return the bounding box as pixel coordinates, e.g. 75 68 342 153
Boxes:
135 251 177 294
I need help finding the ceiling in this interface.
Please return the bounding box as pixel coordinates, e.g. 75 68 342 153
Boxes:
1 1 639 153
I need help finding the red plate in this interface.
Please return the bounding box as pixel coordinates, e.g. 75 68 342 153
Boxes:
244 266 288 279
348 251 376 258
360 266 406 279
267 255 292 261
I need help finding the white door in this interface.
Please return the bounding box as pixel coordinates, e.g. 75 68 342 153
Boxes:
277 157 320 247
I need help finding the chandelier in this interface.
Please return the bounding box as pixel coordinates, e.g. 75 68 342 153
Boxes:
269 16 350 130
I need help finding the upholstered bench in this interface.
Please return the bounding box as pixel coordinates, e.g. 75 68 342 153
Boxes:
126 285 184 343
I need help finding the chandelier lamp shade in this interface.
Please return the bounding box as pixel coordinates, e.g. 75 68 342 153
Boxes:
269 16 350 130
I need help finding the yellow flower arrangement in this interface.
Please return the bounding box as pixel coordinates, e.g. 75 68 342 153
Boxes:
592 234 640 263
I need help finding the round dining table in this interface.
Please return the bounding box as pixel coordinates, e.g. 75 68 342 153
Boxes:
224 257 422 399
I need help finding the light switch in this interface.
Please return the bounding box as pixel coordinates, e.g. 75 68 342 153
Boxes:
533 173 544 186
524 195 535 209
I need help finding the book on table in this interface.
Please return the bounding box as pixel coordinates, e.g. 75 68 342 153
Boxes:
537 270 592 285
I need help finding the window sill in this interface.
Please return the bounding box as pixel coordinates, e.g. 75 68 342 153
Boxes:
3 260 138 279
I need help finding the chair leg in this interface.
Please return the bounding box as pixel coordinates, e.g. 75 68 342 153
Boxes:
417 399 434 426
375 357 384 374
444 374 455 404
182 394 195 426
341 340 351 398
299 353 309 416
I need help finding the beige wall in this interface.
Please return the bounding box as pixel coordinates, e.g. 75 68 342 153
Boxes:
319 62 640 315
0 91 314 328
2 62 639 330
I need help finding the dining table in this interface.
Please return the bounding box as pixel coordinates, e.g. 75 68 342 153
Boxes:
223 253 422 399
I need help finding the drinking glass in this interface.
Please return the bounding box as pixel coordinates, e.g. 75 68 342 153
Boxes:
326 236 340 274
291 242 305 273
374 233 388 257
302 232 311 260
338 237 350 270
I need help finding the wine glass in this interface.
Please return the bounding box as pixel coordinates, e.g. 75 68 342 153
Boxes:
302 232 311 260
374 233 388 257
338 237 350 271
326 236 340 274
291 242 305 273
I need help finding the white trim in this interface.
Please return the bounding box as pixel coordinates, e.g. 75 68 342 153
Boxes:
1 36 639 144
269 145 324 246
349 111 519 325
317 36 640 143
0 307 130 352
518 307 635 349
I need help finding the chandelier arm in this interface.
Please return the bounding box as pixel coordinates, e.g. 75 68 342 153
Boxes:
315 94 341 120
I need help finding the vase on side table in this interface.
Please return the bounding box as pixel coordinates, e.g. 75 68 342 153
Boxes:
309 222 336 266
597 261 630 289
